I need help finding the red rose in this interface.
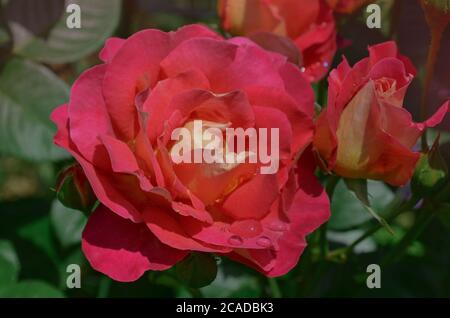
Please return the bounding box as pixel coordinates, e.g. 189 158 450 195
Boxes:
51 25 330 282
313 41 449 186
218 0 337 82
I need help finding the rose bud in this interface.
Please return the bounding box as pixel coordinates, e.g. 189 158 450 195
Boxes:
56 163 96 213
218 0 337 82
51 25 330 282
313 41 449 186
411 137 448 197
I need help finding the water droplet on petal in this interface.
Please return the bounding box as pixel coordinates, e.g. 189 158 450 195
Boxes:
256 236 272 248
300 67 306 72
228 235 243 246
230 220 262 238
268 221 287 232
322 61 329 68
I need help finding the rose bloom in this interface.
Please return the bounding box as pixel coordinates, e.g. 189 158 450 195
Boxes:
218 0 337 82
51 24 330 282
313 41 449 186
326 0 373 13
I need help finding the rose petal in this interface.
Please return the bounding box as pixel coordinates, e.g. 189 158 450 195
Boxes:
99 37 125 63
82 205 187 282
142 206 230 252
68 65 112 169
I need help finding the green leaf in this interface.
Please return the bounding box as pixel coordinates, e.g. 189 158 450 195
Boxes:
0 58 69 161
329 180 396 231
0 240 20 285
344 179 394 234
4 0 65 38
50 199 87 248
11 0 122 64
0 280 64 298
344 178 371 206
327 230 377 254
175 253 218 289
0 199 62 286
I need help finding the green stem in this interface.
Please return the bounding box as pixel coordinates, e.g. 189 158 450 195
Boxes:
97 276 112 298
381 208 437 265
319 223 328 260
188 288 204 298
320 176 340 259
268 278 282 298
325 175 340 199
316 78 328 107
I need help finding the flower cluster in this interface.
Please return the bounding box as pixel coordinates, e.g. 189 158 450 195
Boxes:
52 1 448 282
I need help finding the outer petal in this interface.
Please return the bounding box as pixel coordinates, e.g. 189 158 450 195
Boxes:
82 205 187 282
364 133 420 186
51 105 143 222
99 37 125 63
334 81 382 176
278 63 315 118
68 65 112 169
295 1 337 82
272 0 320 38
332 81 441 186
218 0 284 36
266 149 330 276
222 149 330 276
142 206 231 253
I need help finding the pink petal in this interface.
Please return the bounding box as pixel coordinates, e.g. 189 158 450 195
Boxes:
265 149 330 277
221 174 279 220
245 86 313 155
142 206 230 253
278 63 315 117
51 106 143 222
67 65 112 169
102 29 171 140
82 205 187 282
99 37 125 63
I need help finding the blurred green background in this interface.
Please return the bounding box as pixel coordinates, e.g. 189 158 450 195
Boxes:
0 0 449 298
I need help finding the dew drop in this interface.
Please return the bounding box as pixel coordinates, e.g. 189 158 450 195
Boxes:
322 61 329 68
268 221 287 232
228 235 243 246
256 236 272 248
300 67 306 72
230 220 262 238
